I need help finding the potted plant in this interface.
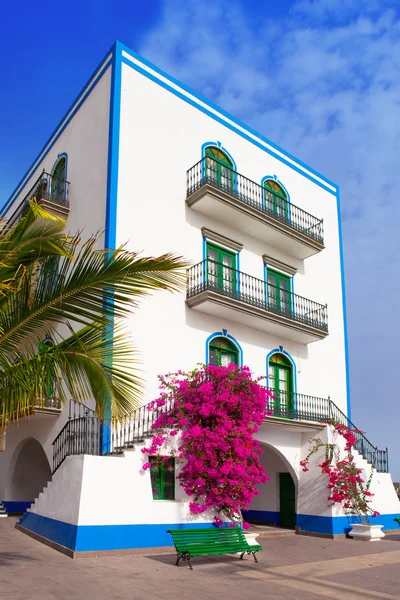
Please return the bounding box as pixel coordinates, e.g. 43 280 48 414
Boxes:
300 422 384 541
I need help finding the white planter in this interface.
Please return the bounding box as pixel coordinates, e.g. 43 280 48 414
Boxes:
349 524 385 542
244 532 260 546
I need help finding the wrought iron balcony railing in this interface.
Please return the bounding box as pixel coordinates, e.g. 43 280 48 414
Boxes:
6 170 70 228
187 157 324 245
187 259 328 333
52 393 389 474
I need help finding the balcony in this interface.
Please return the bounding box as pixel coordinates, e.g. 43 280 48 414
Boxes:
6 170 70 228
266 391 389 473
186 259 328 343
186 158 324 260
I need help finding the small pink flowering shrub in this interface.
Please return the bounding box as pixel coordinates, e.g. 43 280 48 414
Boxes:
142 364 273 524
300 421 379 524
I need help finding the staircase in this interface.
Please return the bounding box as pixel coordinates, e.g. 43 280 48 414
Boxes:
52 396 389 475
0 501 8 518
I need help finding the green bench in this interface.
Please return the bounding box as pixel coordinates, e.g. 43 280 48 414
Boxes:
167 527 262 570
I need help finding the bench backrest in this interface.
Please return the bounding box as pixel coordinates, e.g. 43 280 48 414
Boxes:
167 527 249 549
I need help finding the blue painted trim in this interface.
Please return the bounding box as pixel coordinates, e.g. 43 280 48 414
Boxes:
336 190 351 421
101 42 123 453
119 44 338 194
1 50 114 217
242 509 280 527
120 58 336 196
266 348 297 395
205 331 244 367
297 513 400 535
105 41 122 250
19 512 215 551
2 500 32 513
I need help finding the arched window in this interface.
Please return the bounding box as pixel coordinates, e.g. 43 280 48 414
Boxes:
268 353 294 416
205 146 234 191
263 179 288 221
209 337 239 367
51 157 67 205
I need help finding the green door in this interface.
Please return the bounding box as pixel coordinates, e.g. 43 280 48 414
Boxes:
263 179 289 221
268 353 294 417
206 243 236 293
266 269 292 315
279 473 296 529
205 147 234 191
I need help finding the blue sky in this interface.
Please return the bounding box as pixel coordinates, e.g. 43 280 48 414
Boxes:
1 0 400 479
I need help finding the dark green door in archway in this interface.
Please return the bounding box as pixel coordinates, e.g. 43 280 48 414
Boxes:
279 473 296 529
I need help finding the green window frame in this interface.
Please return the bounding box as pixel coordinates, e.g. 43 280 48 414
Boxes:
150 456 175 500
266 268 292 314
209 336 239 367
38 337 56 405
268 353 294 415
204 146 234 191
263 179 289 221
206 242 237 292
51 157 67 205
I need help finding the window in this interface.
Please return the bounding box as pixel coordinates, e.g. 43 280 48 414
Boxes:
209 337 239 367
206 242 236 292
263 179 288 221
51 157 67 205
38 337 56 406
266 268 291 314
268 353 294 416
150 457 175 500
204 146 234 191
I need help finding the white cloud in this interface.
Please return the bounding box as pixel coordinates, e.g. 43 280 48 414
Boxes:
139 0 400 476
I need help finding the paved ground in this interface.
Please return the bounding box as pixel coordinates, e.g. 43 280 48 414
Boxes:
1 518 400 599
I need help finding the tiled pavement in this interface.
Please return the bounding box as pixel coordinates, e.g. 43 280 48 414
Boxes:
1 517 400 599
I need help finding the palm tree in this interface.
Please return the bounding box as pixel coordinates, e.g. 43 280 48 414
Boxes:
0 201 187 425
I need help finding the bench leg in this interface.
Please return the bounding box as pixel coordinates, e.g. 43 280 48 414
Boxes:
239 552 245 560
175 552 182 567
176 552 193 570
252 552 258 564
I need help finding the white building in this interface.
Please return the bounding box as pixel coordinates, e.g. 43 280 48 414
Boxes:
0 41 398 555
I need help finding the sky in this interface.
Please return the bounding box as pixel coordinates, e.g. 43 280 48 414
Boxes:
1 0 399 479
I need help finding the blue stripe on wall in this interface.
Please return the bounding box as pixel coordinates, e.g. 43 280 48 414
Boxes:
242 509 280 526
297 513 400 535
2 501 33 513
19 512 215 552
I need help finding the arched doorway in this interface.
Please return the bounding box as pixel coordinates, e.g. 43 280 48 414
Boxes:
268 353 294 418
204 146 234 191
7 438 51 503
263 179 289 221
243 442 297 529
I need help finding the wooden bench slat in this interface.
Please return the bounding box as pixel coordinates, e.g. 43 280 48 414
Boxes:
167 527 262 569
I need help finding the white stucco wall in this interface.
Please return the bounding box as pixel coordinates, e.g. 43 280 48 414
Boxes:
116 59 348 417
0 60 112 495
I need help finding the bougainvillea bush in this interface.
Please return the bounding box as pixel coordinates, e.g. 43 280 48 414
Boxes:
141 364 273 526
300 422 379 524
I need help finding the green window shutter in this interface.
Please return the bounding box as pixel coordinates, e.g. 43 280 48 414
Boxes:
208 337 239 367
204 146 234 190
206 242 237 292
263 179 289 221
150 457 175 500
266 268 292 314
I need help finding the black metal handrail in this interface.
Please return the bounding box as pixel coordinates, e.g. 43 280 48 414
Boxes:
187 259 328 333
52 400 100 473
6 170 70 228
268 390 389 472
187 157 324 245
52 394 388 474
